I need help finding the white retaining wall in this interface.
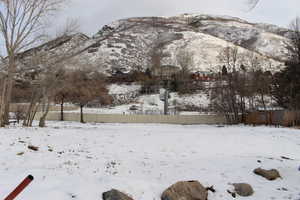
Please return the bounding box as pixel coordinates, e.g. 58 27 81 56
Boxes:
36 112 226 125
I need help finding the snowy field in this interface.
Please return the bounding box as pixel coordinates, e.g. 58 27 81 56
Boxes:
0 122 300 200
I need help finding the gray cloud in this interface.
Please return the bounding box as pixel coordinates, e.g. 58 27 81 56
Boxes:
52 0 300 36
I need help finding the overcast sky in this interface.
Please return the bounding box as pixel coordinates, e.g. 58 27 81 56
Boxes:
45 0 300 36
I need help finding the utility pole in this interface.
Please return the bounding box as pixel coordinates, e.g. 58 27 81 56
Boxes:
164 89 169 115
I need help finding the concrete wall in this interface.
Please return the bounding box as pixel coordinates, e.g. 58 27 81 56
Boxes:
10 103 78 112
37 112 226 125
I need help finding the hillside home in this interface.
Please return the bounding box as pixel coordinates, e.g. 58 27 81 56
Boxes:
191 71 215 81
152 65 181 79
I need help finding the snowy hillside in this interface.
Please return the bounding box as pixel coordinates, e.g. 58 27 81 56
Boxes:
189 14 290 61
0 122 299 200
83 14 287 73
16 14 291 75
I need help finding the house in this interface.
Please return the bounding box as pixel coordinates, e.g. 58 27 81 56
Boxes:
152 65 181 79
191 71 215 81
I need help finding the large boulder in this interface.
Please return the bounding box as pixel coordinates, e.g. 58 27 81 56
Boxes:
232 183 254 197
102 189 134 200
253 168 281 180
161 181 208 200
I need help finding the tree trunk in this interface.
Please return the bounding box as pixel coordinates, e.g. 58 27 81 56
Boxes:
23 102 39 127
39 99 51 127
39 114 46 127
80 105 84 123
4 101 10 125
0 78 8 127
260 93 269 125
0 58 16 127
60 98 64 121
261 93 266 111
23 89 41 127
3 77 14 125
29 105 39 127
240 96 245 123
164 90 169 115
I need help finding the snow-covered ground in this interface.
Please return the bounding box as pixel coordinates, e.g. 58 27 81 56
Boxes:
108 84 141 95
64 91 211 115
65 83 211 115
0 122 300 200
61 83 278 115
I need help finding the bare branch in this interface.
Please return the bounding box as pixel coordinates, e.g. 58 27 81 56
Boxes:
288 17 300 63
55 18 80 37
0 0 65 126
246 0 259 11
0 0 65 54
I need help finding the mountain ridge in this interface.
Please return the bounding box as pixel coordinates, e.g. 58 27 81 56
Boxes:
17 14 292 75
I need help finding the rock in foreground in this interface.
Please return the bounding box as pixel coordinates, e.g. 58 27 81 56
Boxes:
102 189 134 200
161 181 208 200
232 183 254 197
254 168 281 180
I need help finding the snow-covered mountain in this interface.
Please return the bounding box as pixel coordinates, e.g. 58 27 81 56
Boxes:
19 14 292 74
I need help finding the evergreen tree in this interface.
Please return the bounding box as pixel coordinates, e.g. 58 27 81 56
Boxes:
272 62 300 110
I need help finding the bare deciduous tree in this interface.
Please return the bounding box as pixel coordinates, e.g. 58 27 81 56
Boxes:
67 69 111 123
22 51 67 127
174 49 194 94
176 49 194 75
0 0 65 127
212 46 243 123
218 46 239 72
54 75 71 121
212 46 277 123
56 18 80 37
288 17 300 63
21 19 82 127
0 1 141 127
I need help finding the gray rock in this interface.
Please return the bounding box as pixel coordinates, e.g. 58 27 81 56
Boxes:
254 168 281 180
102 189 134 200
232 183 254 197
161 181 208 200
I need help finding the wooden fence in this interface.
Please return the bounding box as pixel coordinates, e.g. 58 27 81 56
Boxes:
245 110 300 127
